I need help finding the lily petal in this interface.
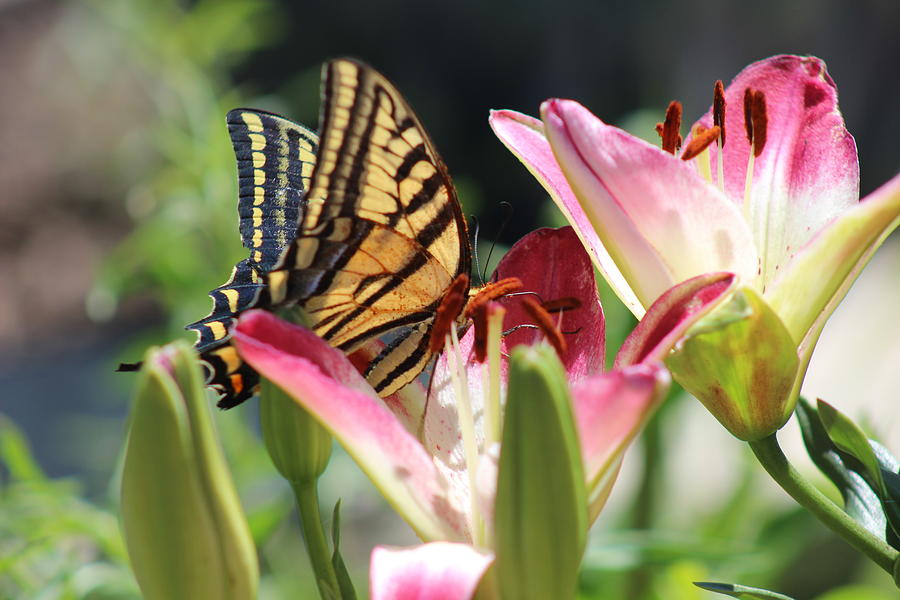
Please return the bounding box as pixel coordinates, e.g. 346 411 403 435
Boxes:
695 55 859 286
572 365 670 520
233 310 466 542
765 172 900 374
424 226 605 525
615 272 738 367
489 110 643 316
541 99 758 312
370 543 493 600
492 226 606 380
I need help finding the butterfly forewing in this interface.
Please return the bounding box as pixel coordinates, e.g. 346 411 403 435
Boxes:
269 59 471 395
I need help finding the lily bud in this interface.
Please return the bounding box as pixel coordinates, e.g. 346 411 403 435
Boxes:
666 286 799 441
494 344 587 600
121 341 258 600
259 378 333 485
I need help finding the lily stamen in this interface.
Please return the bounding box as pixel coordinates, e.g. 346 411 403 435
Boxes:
520 298 568 357
713 80 727 192
681 125 721 161
656 100 683 154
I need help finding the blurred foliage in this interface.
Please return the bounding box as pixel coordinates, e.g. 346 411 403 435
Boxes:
85 0 286 344
0 416 137 599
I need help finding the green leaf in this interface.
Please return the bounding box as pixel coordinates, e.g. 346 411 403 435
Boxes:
796 399 888 541
494 344 587 600
694 581 796 599
331 500 357 600
817 400 900 542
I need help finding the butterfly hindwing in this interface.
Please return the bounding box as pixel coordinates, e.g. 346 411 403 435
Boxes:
229 109 319 272
268 59 471 396
186 110 319 405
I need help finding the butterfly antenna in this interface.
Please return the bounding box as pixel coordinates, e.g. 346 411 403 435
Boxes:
481 202 514 283
470 215 486 287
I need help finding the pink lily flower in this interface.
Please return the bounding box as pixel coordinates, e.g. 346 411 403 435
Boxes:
491 55 900 440
232 227 732 598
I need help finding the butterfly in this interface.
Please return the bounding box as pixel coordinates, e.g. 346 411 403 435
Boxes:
190 58 474 407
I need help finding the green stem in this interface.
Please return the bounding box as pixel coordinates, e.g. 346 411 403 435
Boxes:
749 433 899 580
291 480 340 599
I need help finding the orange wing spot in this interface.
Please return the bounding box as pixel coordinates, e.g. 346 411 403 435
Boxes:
229 374 245 395
428 273 470 353
541 296 582 313
521 297 567 358
681 125 721 161
463 277 523 319
656 100 683 154
713 79 727 146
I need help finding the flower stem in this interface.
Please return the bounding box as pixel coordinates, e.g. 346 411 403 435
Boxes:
291 480 341 599
749 433 899 581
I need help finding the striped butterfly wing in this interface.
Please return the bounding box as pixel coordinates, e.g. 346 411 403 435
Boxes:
268 58 471 396
187 109 319 407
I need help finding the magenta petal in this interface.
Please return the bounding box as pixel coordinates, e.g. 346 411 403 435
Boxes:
615 272 738 367
573 365 669 518
370 543 493 600
490 110 643 316
542 99 757 310
493 226 605 379
692 55 859 283
233 311 467 541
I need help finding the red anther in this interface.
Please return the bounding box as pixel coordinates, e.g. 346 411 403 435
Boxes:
470 302 489 362
429 273 470 353
521 298 567 358
681 125 721 161
751 90 767 157
713 80 726 146
659 100 683 154
464 277 522 319
541 297 582 313
743 87 754 145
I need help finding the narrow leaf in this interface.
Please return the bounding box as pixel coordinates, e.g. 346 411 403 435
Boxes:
694 581 796 599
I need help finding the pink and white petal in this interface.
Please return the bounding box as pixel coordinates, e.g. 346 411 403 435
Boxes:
572 365 670 520
693 55 859 286
542 99 757 310
370 543 493 600
765 172 900 373
233 311 467 542
349 340 428 436
615 272 739 367
490 109 643 317
493 226 606 380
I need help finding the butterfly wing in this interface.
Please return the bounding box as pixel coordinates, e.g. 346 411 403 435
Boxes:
268 59 471 396
186 110 318 406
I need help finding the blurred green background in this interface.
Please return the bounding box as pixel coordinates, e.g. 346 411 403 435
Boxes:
1 0 898 598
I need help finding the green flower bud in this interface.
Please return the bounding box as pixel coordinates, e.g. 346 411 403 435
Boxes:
121 341 257 600
494 344 587 600
666 286 799 441
259 377 332 485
